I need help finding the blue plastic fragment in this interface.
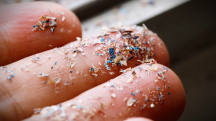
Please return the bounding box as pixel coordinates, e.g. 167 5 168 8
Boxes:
51 27 55 32
163 66 168 71
134 47 139 51
101 36 104 42
159 93 162 99
46 19 50 23
77 104 82 109
110 55 116 60
106 60 113 63
109 48 114 55
131 92 136 96
127 56 134 61
90 68 94 72
104 63 111 70
168 91 171 96
110 84 115 87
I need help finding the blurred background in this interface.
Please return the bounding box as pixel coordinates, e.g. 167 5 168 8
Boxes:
1 0 216 120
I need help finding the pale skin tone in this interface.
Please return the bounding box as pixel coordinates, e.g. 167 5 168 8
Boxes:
0 2 185 121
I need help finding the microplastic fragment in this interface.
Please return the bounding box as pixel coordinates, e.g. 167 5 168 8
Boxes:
70 62 76 68
60 12 64 15
111 93 116 98
76 37 82 41
138 67 142 71
92 73 98 77
32 15 57 33
51 27 55 33
132 71 136 76
123 97 127 102
168 91 171 96
131 92 136 96
33 108 42 114
127 97 136 106
163 66 168 71
143 104 147 108
72 53 77 57
109 72 115 75
49 78 61 85
90 68 94 72
104 63 111 70
142 23 148 30
39 73 49 78
7 70 15 82
77 104 82 109
32 57 40 62
100 103 104 110
60 28 64 33
8 70 15 77
113 55 122 64
117 86 124 91
77 47 83 52
109 48 114 55
120 60 127 66
62 16 65 21
150 103 155 108
64 81 69 86
127 56 134 61
149 64 158 71
127 76 133 83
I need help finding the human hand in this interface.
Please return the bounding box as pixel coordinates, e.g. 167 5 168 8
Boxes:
0 2 185 121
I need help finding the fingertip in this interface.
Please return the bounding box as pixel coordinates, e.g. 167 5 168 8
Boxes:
138 64 186 121
127 64 186 121
0 1 82 65
152 33 170 67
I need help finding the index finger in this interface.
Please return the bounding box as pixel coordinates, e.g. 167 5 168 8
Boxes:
0 1 82 65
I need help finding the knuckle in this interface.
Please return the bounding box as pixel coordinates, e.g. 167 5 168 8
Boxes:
0 82 25 120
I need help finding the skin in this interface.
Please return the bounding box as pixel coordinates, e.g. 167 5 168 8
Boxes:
0 2 82 65
0 2 185 121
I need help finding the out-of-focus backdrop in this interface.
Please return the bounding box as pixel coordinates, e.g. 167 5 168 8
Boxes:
1 0 216 120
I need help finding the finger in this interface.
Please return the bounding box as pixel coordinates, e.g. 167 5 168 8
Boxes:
125 117 153 121
0 25 169 120
26 64 185 121
0 1 82 65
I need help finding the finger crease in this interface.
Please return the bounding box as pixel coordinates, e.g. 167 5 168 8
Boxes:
0 83 26 120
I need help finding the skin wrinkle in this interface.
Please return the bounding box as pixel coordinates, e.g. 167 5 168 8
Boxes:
76 53 99 86
0 30 11 64
0 81 25 121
